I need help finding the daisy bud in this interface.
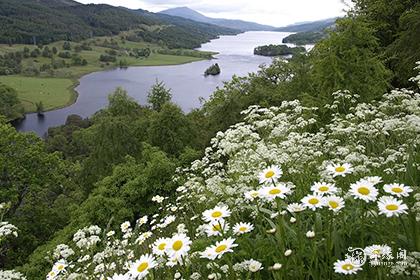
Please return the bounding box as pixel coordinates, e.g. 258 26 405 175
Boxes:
284 249 292 256
271 263 282 270
290 217 296 223
174 272 182 279
306 231 315 238
266 228 276 234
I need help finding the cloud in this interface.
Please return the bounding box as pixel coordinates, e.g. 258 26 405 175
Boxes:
77 0 347 26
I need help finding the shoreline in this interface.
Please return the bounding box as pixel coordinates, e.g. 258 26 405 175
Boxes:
9 53 214 119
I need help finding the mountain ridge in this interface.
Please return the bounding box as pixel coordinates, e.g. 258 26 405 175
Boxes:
160 7 275 31
275 17 337 32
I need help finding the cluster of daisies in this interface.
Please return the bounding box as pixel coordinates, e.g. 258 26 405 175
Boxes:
38 70 420 279
247 164 412 219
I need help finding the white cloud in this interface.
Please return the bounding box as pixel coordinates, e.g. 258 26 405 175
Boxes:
77 0 348 26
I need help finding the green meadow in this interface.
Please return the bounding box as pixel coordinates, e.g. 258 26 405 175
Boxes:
0 36 209 113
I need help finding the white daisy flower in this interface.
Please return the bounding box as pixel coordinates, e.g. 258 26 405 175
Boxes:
47 270 58 279
200 238 238 260
377 196 409 217
383 183 413 198
166 233 192 259
364 176 382 185
259 165 282 184
286 203 306 213
247 260 263 272
108 274 129 280
130 254 157 279
311 182 337 196
205 220 230 237
52 259 67 274
152 237 170 256
326 163 353 177
258 184 291 201
120 221 131 233
333 259 362 275
364 244 392 260
233 222 254 235
323 196 345 212
301 194 324 210
202 205 231 222
306 231 315 238
244 190 260 201
349 180 378 202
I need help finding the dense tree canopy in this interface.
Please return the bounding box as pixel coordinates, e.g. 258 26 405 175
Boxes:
0 83 24 120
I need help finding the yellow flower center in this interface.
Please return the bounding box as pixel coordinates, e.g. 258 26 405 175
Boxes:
342 264 354 271
329 201 339 209
265 170 275 178
57 264 64 271
358 187 370 195
309 198 319 205
213 224 222 231
386 204 399 211
211 211 222 218
239 226 248 232
172 240 183 251
215 244 227 253
269 188 281 195
335 166 345 173
158 243 166 250
373 249 381 255
391 187 403 193
319 186 329 192
137 262 149 273
251 192 259 197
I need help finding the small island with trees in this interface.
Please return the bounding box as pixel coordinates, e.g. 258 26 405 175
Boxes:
204 63 221 76
254 44 306 57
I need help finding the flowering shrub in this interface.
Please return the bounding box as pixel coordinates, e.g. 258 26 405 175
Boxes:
0 203 24 279
41 69 420 279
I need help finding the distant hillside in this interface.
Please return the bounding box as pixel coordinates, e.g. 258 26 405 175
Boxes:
276 18 337 32
160 7 275 31
130 9 240 49
0 0 239 48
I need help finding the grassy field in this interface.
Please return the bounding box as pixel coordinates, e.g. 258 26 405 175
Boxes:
0 76 75 112
0 34 210 113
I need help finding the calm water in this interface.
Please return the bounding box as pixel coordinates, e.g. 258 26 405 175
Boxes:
15 31 294 136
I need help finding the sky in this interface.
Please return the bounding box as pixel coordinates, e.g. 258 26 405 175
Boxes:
77 0 349 27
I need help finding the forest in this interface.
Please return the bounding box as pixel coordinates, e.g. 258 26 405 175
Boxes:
0 0 237 45
0 0 420 279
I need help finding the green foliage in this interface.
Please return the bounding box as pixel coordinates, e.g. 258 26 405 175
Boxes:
282 31 327 45
310 17 391 102
35 101 44 114
254 44 306 56
147 80 172 111
147 103 193 156
0 0 158 44
0 83 24 120
351 0 419 86
0 123 79 268
386 3 420 85
204 63 221 76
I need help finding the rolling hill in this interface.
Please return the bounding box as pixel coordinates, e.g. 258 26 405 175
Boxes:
275 17 337 32
160 7 275 31
0 0 239 48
